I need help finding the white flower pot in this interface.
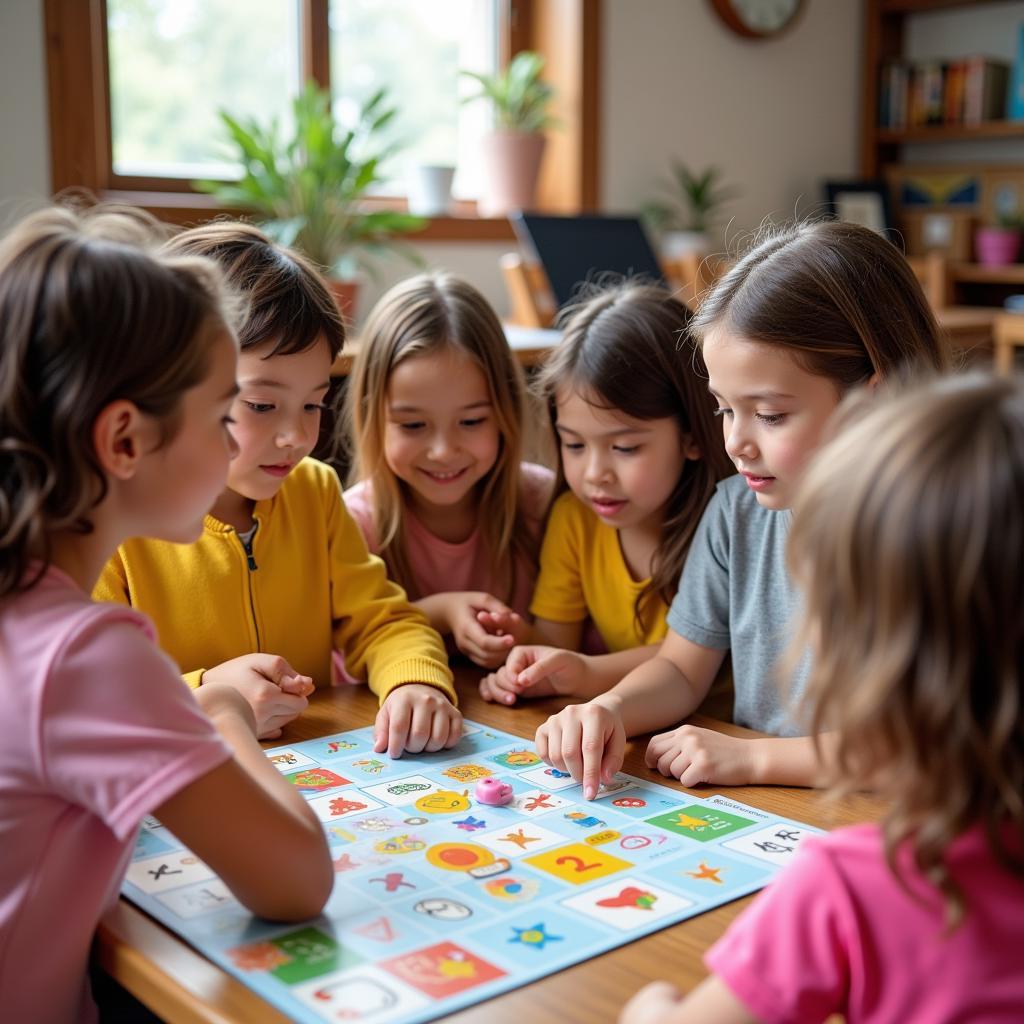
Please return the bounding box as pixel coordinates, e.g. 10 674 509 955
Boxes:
660 230 712 260
407 164 456 217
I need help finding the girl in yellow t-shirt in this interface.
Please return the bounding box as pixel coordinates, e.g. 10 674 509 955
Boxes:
480 281 733 705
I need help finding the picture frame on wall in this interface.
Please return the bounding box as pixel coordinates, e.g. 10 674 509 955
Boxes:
824 180 892 236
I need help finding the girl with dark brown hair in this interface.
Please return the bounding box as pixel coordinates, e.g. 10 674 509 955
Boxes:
533 221 948 797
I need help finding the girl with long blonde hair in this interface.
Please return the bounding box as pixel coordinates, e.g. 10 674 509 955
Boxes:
344 272 553 668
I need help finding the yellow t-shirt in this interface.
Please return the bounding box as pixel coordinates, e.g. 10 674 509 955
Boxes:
529 492 668 652
94 458 454 704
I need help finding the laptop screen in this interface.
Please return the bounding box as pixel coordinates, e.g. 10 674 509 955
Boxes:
511 213 666 310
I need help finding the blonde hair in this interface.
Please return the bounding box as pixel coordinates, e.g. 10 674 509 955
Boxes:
345 272 535 600
533 280 734 631
788 373 1024 924
691 221 950 384
0 204 233 599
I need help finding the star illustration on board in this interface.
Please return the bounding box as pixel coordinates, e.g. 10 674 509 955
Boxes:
686 862 724 884
500 828 541 850
453 815 487 832
672 812 711 832
509 923 563 950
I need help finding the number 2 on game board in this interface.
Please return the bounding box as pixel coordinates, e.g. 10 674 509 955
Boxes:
555 855 599 873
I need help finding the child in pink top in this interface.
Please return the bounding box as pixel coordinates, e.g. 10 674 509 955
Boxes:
344 272 554 669
620 374 1024 1024
0 206 331 1023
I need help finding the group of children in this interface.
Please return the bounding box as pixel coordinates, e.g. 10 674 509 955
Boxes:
1 200 1021 1023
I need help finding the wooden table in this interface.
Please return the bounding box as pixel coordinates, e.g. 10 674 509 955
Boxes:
96 671 884 1023
331 325 561 377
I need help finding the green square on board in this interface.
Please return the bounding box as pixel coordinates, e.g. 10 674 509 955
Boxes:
270 926 363 984
645 804 754 842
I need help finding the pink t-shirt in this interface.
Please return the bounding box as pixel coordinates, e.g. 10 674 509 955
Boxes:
0 566 231 1024
706 822 1024 1023
343 463 554 615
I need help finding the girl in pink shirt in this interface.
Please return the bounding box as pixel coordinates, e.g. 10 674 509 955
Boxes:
621 374 1024 1024
344 272 554 669
0 205 331 1023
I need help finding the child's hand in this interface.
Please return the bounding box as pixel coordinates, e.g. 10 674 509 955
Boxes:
201 654 313 739
374 684 463 758
475 606 530 646
620 980 686 1024
535 696 625 800
645 725 759 787
478 645 578 704
447 592 522 668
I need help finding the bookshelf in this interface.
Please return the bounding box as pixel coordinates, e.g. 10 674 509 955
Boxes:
861 0 1024 318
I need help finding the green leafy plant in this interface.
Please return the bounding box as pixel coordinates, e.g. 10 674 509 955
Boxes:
461 51 555 132
196 81 424 279
995 210 1024 231
643 161 739 234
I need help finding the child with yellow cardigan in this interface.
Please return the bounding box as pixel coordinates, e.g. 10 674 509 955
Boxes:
94 223 460 757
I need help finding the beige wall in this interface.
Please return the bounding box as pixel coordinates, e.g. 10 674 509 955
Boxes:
602 0 862 245
0 0 50 229
0 0 864 315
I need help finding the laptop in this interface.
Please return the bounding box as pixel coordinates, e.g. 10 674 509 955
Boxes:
511 213 666 310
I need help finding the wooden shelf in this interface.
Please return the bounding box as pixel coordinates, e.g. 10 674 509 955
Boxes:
878 120 1024 144
951 262 1024 285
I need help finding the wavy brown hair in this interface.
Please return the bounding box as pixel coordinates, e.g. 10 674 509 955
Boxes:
0 204 233 600
533 280 734 632
691 220 949 383
788 374 1024 925
344 272 536 601
163 220 345 359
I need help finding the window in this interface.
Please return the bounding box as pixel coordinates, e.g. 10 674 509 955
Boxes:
45 0 599 236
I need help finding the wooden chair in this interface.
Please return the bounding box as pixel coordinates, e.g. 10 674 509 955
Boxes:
993 312 1024 374
906 251 999 363
500 250 731 328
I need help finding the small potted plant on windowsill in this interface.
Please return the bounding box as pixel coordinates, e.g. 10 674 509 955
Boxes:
975 212 1023 267
461 51 556 217
642 161 739 259
196 81 424 319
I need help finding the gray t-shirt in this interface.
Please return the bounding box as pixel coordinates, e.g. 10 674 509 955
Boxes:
667 474 809 737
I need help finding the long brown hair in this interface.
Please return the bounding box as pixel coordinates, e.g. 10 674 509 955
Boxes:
344 272 536 601
691 221 949 383
788 374 1024 924
0 205 233 600
533 280 734 630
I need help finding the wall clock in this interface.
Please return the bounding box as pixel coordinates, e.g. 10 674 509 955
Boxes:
711 0 804 40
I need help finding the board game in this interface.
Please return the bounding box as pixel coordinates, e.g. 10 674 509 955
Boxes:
122 721 823 1023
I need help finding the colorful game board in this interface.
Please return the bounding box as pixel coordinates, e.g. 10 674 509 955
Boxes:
123 721 822 1023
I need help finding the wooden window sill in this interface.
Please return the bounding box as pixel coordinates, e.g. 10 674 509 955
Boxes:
98 190 517 242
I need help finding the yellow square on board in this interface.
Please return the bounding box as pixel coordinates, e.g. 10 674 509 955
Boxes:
524 843 633 885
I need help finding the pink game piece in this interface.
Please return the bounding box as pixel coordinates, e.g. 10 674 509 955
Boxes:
474 777 514 806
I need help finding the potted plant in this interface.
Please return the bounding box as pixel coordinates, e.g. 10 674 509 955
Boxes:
975 212 1023 267
461 51 555 217
642 161 739 258
196 81 424 317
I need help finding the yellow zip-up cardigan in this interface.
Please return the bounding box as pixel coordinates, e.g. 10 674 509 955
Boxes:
94 458 455 704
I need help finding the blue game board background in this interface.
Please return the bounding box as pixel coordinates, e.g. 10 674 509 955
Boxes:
121 721 823 1024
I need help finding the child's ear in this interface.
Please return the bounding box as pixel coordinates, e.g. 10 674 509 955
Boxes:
865 372 882 392
92 400 153 480
680 432 702 461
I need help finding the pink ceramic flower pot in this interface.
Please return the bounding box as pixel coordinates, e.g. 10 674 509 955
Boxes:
477 131 546 218
975 227 1021 267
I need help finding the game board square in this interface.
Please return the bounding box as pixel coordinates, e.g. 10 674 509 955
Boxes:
475 823 565 858
640 849 772 902
560 877 693 931
721 822 822 864
308 789 384 823
228 925 363 985
518 765 581 791
523 842 633 884
292 965 429 1023
381 940 506 999
488 746 545 771
362 775 443 806
125 852 215 894
645 803 756 842
264 747 318 772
